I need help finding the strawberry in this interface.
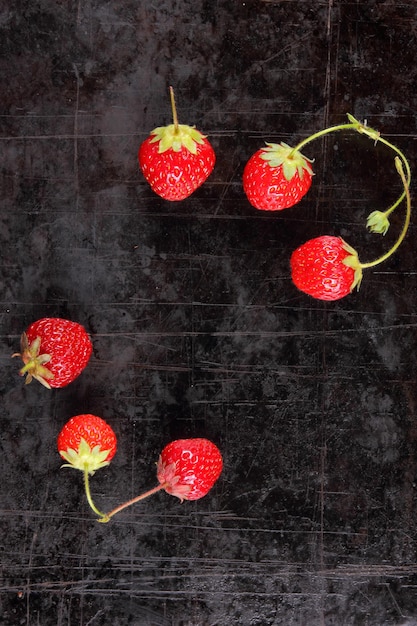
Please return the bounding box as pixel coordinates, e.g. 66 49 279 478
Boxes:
58 414 117 475
156 438 223 501
243 142 314 211
138 87 215 201
99 438 223 523
290 235 363 301
12 317 92 389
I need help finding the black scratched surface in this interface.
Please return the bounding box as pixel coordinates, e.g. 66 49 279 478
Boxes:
2 1 417 625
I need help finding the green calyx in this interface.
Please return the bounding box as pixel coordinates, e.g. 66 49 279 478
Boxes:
366 210 390 235
341 240 363 292
149 124 206 154
260 142 314 181
11 333 55 389
60 440 111 521
148 85 208 155
60 437 112 475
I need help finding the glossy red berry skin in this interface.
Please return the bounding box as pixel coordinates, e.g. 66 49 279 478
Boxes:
243 145 313 211
138 134 215 201
58 414 117 474
157 438 223 501
14 317 93 388
290 235 361 301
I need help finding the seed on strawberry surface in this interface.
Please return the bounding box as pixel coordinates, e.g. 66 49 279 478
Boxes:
12 317 92 388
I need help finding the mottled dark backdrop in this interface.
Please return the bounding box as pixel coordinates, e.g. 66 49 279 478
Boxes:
1 1 417 625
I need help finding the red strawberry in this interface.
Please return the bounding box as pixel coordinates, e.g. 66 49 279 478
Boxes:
12 317 92 389
243 142 314 211
290 235 363 301
156 438 223 501
138 87 215 201
58 414 117 475
99 438 223 522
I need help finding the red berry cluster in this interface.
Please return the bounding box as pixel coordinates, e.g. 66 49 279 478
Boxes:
12 317 223 523
57 411 222 524
11 93 411 523
137 90 411 302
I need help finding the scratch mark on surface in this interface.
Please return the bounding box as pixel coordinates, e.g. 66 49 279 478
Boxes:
72 63 81 209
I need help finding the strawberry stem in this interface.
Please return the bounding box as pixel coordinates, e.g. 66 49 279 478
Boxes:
366 137 410 222
98 483 167 523
359 157 411 269
291 122 359 155
290 114 411 225
291 115 385 155
83 467 107 520
169 86 179 133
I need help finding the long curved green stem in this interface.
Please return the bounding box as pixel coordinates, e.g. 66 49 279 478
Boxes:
369 135 411 218
98 483 167 524
290 114 411 222
291 122 359 155
359 157 411 269
83 467 107 519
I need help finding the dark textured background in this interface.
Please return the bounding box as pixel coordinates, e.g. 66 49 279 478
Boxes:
2 1 417 624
